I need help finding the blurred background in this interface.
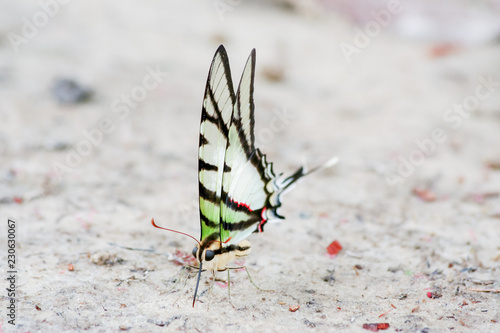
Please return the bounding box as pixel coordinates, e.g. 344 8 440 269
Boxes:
2 0 499 230
1 1 499 331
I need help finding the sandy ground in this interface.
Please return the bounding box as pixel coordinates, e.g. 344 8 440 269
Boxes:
1 1 500 332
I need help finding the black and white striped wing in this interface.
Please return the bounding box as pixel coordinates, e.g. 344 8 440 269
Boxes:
198 46 236 242
220 49 305 246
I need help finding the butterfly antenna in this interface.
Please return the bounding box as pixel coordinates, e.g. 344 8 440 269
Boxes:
151 218 201 247
193 262 203 307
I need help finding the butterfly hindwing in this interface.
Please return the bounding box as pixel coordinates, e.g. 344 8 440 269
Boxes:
219 49 262 245
220 49 297 246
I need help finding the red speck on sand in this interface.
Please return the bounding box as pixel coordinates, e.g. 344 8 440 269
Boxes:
172 249 197 266
429 44 458 58
427 291 442 299
412 188 436 202
327 240 343 255
362 323 390 331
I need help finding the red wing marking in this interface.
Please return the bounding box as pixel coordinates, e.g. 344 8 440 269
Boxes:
257 207 267 233
228 197 253 211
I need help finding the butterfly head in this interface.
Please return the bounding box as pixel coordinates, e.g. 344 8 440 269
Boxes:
191 244 215 264
191 240 224 273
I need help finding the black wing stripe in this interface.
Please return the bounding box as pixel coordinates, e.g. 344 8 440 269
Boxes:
207 87 229 138
199 159 218 172
201 107 220 128
248 57 256 148
214 243 251 255
216 46 236 106
199 232 220 250
199 183 219 202
221 192 253 214
221 214 260 231
200 212 218 229
215 45 234 100
233 49 256 159
199 133 209 146
235 117 253 159
248 149 276 187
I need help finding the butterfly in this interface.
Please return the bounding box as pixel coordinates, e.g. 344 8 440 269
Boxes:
153 45 337 306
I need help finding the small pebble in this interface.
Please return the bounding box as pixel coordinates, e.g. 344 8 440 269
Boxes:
52 78 92 104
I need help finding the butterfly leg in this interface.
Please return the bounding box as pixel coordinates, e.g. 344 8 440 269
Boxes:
227 265 275 293
171 266 192 306
167 266 189 293
209 270 216 297
227 269 237 309
213 269 236 308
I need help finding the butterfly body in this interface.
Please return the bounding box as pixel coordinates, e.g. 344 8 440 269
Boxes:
193 239 251 272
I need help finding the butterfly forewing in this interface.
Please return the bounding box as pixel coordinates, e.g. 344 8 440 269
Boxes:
198 46 236 241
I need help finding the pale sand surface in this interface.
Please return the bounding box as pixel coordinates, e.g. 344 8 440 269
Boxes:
1 1 499 332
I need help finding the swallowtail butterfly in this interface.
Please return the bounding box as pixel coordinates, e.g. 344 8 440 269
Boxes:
153 45 337 306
